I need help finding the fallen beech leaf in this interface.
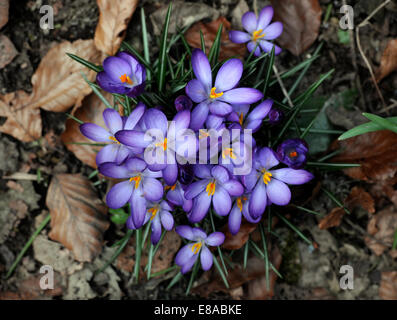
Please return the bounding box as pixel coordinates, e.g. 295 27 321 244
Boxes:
46 174 110 262
0 0 9 29
319 186 375 229
185 17 246 60
95 0 139 56
379 271 397 300
365 206 397 257
270 0 322 56
0 34 17 69
0 91 42 142
61 93 110 168
27 40 101 112
222 221 258 250
376 39 397 83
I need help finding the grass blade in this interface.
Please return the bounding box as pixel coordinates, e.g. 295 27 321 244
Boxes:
213 255 229 289
208 24 223 65
67 53 103 72
141 7 151 82
276 212 312 245
157 3 173 92
362 113 397 134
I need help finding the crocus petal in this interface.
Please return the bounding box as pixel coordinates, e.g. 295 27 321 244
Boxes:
115 130 151 148
190 101 209 131
80 123 111 143
185 79 207 103
150 217 162 244
166 186 184 206
259 40 282 55
181 255 198 274
106 181 133 209
176 225 195 240
192 227 207 240
143 177 163 201
99 162 131 179
172 110 191 134
160 211 174 231
272 168 314 185
103 56 131 82
96 144 118 165
209 100 233 116
258 147 279 169
232 104 250 116
131 188 147 228
249 180 267 217
247 99 273 121
143 108 168 135
115 145 131 164
228 204 242 235
162 163 178 186
222 180 244 197
124 103 145 130
220 88 263 105
205 232 225 246
211 165 229 184
184 180 209 200
213 185 231 216
257 5 274 30
126 215 138 230
245 119 263 132
242 11 257 33
175 243 194 266
264 22 283 40
241 169 258 191
229 30 251 44
103 109 123 135
125 157 147 173
247 41 262 57
96 72 131 95
191 49 212 91
194 164 212 179
200 246 213 271
266 179 291 205
215 59 243 92
188 191 211 223
206 115 224 130
117 51 139 71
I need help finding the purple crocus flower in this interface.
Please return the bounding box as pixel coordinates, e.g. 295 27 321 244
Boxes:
228 193 261 235
79 104 145 165
175 95 193 112
96 51 146 98
186 49 263 130
166 181 193 213
243 147 314 218
184 165 244 222
228 99 273 133
116 109 197 186
98 157 163 229
229 6 283 56
175 226 225 274
276 139 309 169
268 108 283 125
127 200 174 244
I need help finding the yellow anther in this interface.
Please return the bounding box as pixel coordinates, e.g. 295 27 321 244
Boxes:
261 169 272 185
252 29 265 42
199 130 210 139
206 180 216 196
165 184 176 191
109 136 120 144
148 206 159 220
222 148 237 159
191 242 202 255
155 138 167 150
120 74 133 85
129 175 141 189
209 87 224 99
239 112 244 126
236 196 248 212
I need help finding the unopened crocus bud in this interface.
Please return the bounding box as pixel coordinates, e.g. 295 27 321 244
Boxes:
276 138 308 169
175 95 193 112
268 109 283 125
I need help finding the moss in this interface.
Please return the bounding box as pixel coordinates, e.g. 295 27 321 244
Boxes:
279 232 302 285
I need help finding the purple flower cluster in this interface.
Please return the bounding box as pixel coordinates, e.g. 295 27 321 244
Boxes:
78 6 314 275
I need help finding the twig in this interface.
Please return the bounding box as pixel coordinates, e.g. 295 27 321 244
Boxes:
253 0 258 16
355 0 390 108
379 99 397 114
272 65 294 108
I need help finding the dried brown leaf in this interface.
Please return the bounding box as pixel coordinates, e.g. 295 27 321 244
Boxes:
185 17 246 61
0 91 42 142
94 0 138 56
46 174 110 262
318 207 345 230
27 39 101 112
61 93 110 168
270 0 322 56
0 34 17 69
0 0 9 29
365 206 397 257
376 39 397 83
222 221 258 250
379 271 397 300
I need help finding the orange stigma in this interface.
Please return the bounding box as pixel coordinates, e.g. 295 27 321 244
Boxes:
252 29 265 42
120 74 133 85
155 138 167 150
236 196 247 212
289 151 298 158
261 169 272 185
109 136 120 144
199 130 210 139
165 184 176 191
206 180 216 196
129 175 141 189
210 87 223 99
239 112 244 126
191 242 202 254
148 206 159 220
